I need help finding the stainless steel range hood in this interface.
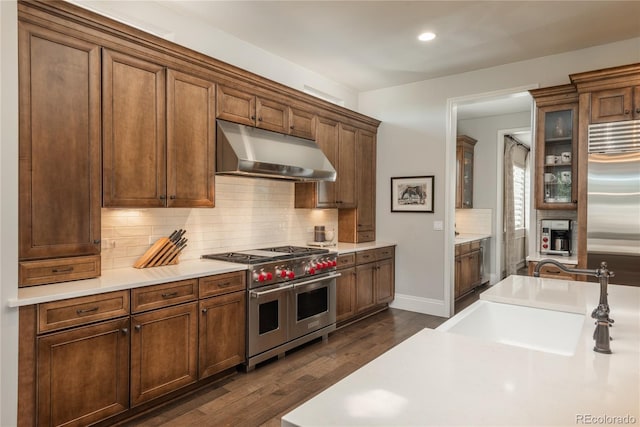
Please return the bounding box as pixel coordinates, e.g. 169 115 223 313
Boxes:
216 120 336 181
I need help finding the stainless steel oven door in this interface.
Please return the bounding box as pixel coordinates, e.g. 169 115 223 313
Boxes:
289 273 339 341
248 283 292 358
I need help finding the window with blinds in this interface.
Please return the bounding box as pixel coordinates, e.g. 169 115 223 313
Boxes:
513 164 526 230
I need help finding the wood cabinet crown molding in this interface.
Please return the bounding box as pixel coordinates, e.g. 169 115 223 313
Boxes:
569 62 640 93
529 84 579 107
18 0 380 132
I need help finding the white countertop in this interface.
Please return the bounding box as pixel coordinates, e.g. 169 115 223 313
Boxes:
334 241 396 254
455 233 491 245
9 259 246 307
282 276 640 426
527 252 579 265
10 242 396 307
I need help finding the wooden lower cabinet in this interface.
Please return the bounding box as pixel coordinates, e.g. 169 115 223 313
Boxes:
130 302 199 407
337 247 395 324
199 291 246 379
37 318 130 427
454 241 482 299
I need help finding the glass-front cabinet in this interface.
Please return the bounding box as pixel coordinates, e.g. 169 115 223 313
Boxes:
456 135 476 209
530 85 579 210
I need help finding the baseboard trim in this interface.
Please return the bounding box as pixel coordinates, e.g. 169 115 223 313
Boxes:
390 293 449 318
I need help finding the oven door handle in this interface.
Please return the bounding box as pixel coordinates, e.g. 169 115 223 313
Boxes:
292 272 341 289
250 284 294 298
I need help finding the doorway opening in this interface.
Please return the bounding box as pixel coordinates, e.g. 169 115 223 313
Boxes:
446 86 536 317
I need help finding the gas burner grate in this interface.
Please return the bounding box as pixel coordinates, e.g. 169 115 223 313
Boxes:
261 245 329 255
202 252 274 264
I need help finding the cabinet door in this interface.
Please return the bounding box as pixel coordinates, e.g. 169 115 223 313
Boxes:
336 267 357 322
356 129 376 237
590 87 634 123
355 263 376 313
18 23 101 262
289 107 317 140
216 85 256 126
454 256 462 299
337 124 357 207
295 116 339 208
375 258 394 304
199 291 246 380
535 103 578 209
130 302 198 406
37 318 129 427
256 96 288 133
103 49 166 208
167 69 215 207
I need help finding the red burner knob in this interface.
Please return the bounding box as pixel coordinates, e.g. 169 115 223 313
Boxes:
542 244 548 249
266 272 273 280
316 263 323 270
258 273 266 282
330 260 337 267
280 270 287 278
308 267 316 275
287 271 295 279
542 237 549 242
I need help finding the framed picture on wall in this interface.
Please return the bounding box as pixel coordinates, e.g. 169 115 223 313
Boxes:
390 176 434 213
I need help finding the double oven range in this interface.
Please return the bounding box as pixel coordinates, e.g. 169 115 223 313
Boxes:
202 246 339 370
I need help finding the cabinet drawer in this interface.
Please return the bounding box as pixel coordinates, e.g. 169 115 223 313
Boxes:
470 241 481 251
357 231 375 242
356 250 376 264
38 290 129 333
199 271 246 298
19 255 101 288
337 253 356 269
376 246 395 261
455 243 470 256
131 279 198 313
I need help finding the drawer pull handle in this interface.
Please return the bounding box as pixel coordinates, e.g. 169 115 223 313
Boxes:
52 267 74 273
161 292 178 298
218 281 232 287
76 306 99 315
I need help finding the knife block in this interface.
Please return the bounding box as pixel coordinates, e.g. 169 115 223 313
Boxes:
134 236 182 269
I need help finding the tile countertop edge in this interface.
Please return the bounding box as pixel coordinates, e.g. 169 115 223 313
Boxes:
8 259 247 308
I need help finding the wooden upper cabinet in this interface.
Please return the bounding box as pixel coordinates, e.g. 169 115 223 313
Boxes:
356 129 376 238
18 22 101 285
337 123 358 207
295 116 339 208
456 135 476 209
166 69 215 207
289 106 317 140
103 51 215 208
590 86 640 123
102 49 166 208
216 84 289 133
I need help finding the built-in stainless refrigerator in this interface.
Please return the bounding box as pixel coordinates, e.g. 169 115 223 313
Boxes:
587 120 640 286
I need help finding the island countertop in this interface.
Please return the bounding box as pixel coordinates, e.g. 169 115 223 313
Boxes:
282 276 640 426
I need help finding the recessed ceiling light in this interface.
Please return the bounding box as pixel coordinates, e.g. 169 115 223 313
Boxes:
418 32 436 42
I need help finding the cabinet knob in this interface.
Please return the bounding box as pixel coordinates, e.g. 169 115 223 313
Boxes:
636 108 640 114
257 117 262 122
625 109 631 115
122 328 128 335
290 125 294 129
159 195 166 200
169 195 176 200
202 308 208 314
250 115 256 120
135 325 141 331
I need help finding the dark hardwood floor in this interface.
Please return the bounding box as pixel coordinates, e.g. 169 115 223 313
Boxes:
119 308 446 427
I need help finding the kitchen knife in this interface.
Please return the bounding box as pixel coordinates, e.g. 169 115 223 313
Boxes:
166 242 187 264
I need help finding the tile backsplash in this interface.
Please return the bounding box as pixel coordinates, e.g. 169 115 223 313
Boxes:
455 208 493 235
101 176 338 270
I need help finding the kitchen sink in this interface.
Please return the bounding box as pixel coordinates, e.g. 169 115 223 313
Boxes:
437 300 585 356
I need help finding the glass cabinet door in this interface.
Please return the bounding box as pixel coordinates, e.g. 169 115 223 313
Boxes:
462 150 473 207
536 104 578 209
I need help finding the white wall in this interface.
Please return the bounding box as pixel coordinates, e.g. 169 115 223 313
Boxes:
71 0 359 110
359 38 640 316
0 0 19 425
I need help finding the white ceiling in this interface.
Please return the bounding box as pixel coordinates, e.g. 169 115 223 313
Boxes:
159 1 640 93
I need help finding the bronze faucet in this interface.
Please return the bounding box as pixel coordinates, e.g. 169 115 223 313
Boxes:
533 259 614 354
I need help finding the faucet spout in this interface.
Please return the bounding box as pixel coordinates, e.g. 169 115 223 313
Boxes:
532 259 615 354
